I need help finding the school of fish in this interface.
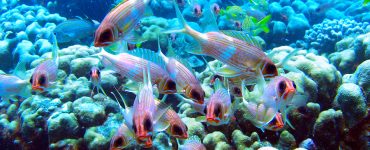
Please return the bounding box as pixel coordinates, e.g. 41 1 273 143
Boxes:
0 0 308 149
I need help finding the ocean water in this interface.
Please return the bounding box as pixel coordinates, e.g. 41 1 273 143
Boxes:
0 0 369 150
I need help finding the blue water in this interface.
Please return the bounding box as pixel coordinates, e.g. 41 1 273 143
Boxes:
0 0 369 149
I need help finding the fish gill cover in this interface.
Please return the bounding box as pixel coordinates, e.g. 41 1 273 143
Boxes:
0 0 369 150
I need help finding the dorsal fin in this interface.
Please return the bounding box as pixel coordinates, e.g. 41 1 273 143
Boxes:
214 78 224 91
127 48 167 70
220 30 262 49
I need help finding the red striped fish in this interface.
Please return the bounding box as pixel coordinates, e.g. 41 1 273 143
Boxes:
167 0 278 78
157 42 205 104
131 65 170 148
96 49 177 94
94 0 151 47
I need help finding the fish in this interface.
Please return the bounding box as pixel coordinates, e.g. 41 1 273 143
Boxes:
242 15 271 35
159 41 205 104
315 0 337 14
109 123 135 150
94 0 151 47
204 78 237 126
219 6 246 20
365 0 370 6
53 19 97 43
166 1 278 79
0 59 31 101
264 112 284 131
192 3 203 17
30 34 59 92
179 136 206 150
155 100 188 139
89 67 107 96
0 75 31 101
131 64 170 148
211 3 220 15
95 48 177 94
241 69 304 131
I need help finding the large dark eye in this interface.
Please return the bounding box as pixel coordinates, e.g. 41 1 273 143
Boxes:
143 118 152 131
99 29 113 43
39 75 46 86
191 90 201 101
214 103 222 117
113 137 124 148
29 75 33 84
263 62 277 77
292 81 296 89
233 87 241 95
167 80 176 90
278 81 286 95
172 125 183 135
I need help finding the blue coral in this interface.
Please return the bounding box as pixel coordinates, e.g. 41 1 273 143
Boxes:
304 19 369 53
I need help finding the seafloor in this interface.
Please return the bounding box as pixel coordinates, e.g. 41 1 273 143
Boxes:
0 0 369 150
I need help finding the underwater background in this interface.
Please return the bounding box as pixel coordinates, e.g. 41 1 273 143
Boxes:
0 0 369 149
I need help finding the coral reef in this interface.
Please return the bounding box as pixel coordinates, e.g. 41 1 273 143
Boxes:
313 109 344 150
269 46 341 109
304 19 369 53
333 83 367 127
0 4 66 71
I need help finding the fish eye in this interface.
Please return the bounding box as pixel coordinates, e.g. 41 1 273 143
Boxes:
233 87 241 95
132 123 137 133
292 81 297 89
190 90 203 102
38 75 46 86
166 80 177 91
262 62 277 77
99 28 114 44
278 81 286 95
214 103 222 117
29 75 33 84
172 125 183 135
113 137 125 148
143 118 153 131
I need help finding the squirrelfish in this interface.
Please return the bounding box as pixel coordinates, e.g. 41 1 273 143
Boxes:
242 70 301 131
0 61 31 100
131 65 170 148
159 42 205 104
0 75 31 100
168 1 278 79
94 0 151 47
89 67 107 96
205 78 236 126
109 123 135 150
158 100 188 139
30 34 59 92
179 136 206 150
96 48 177 94
265 112 284 131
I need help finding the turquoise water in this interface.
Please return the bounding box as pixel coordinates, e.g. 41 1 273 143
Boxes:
0 0 369 149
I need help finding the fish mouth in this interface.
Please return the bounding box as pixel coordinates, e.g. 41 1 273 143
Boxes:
137 136 152 148
32 86 44 92
173 134 188 139
206 117 220 124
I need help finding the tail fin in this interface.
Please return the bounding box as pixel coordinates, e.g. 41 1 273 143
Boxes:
13 59 27 79
163 0 190 34
50 33 59 66
143 61 152 88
